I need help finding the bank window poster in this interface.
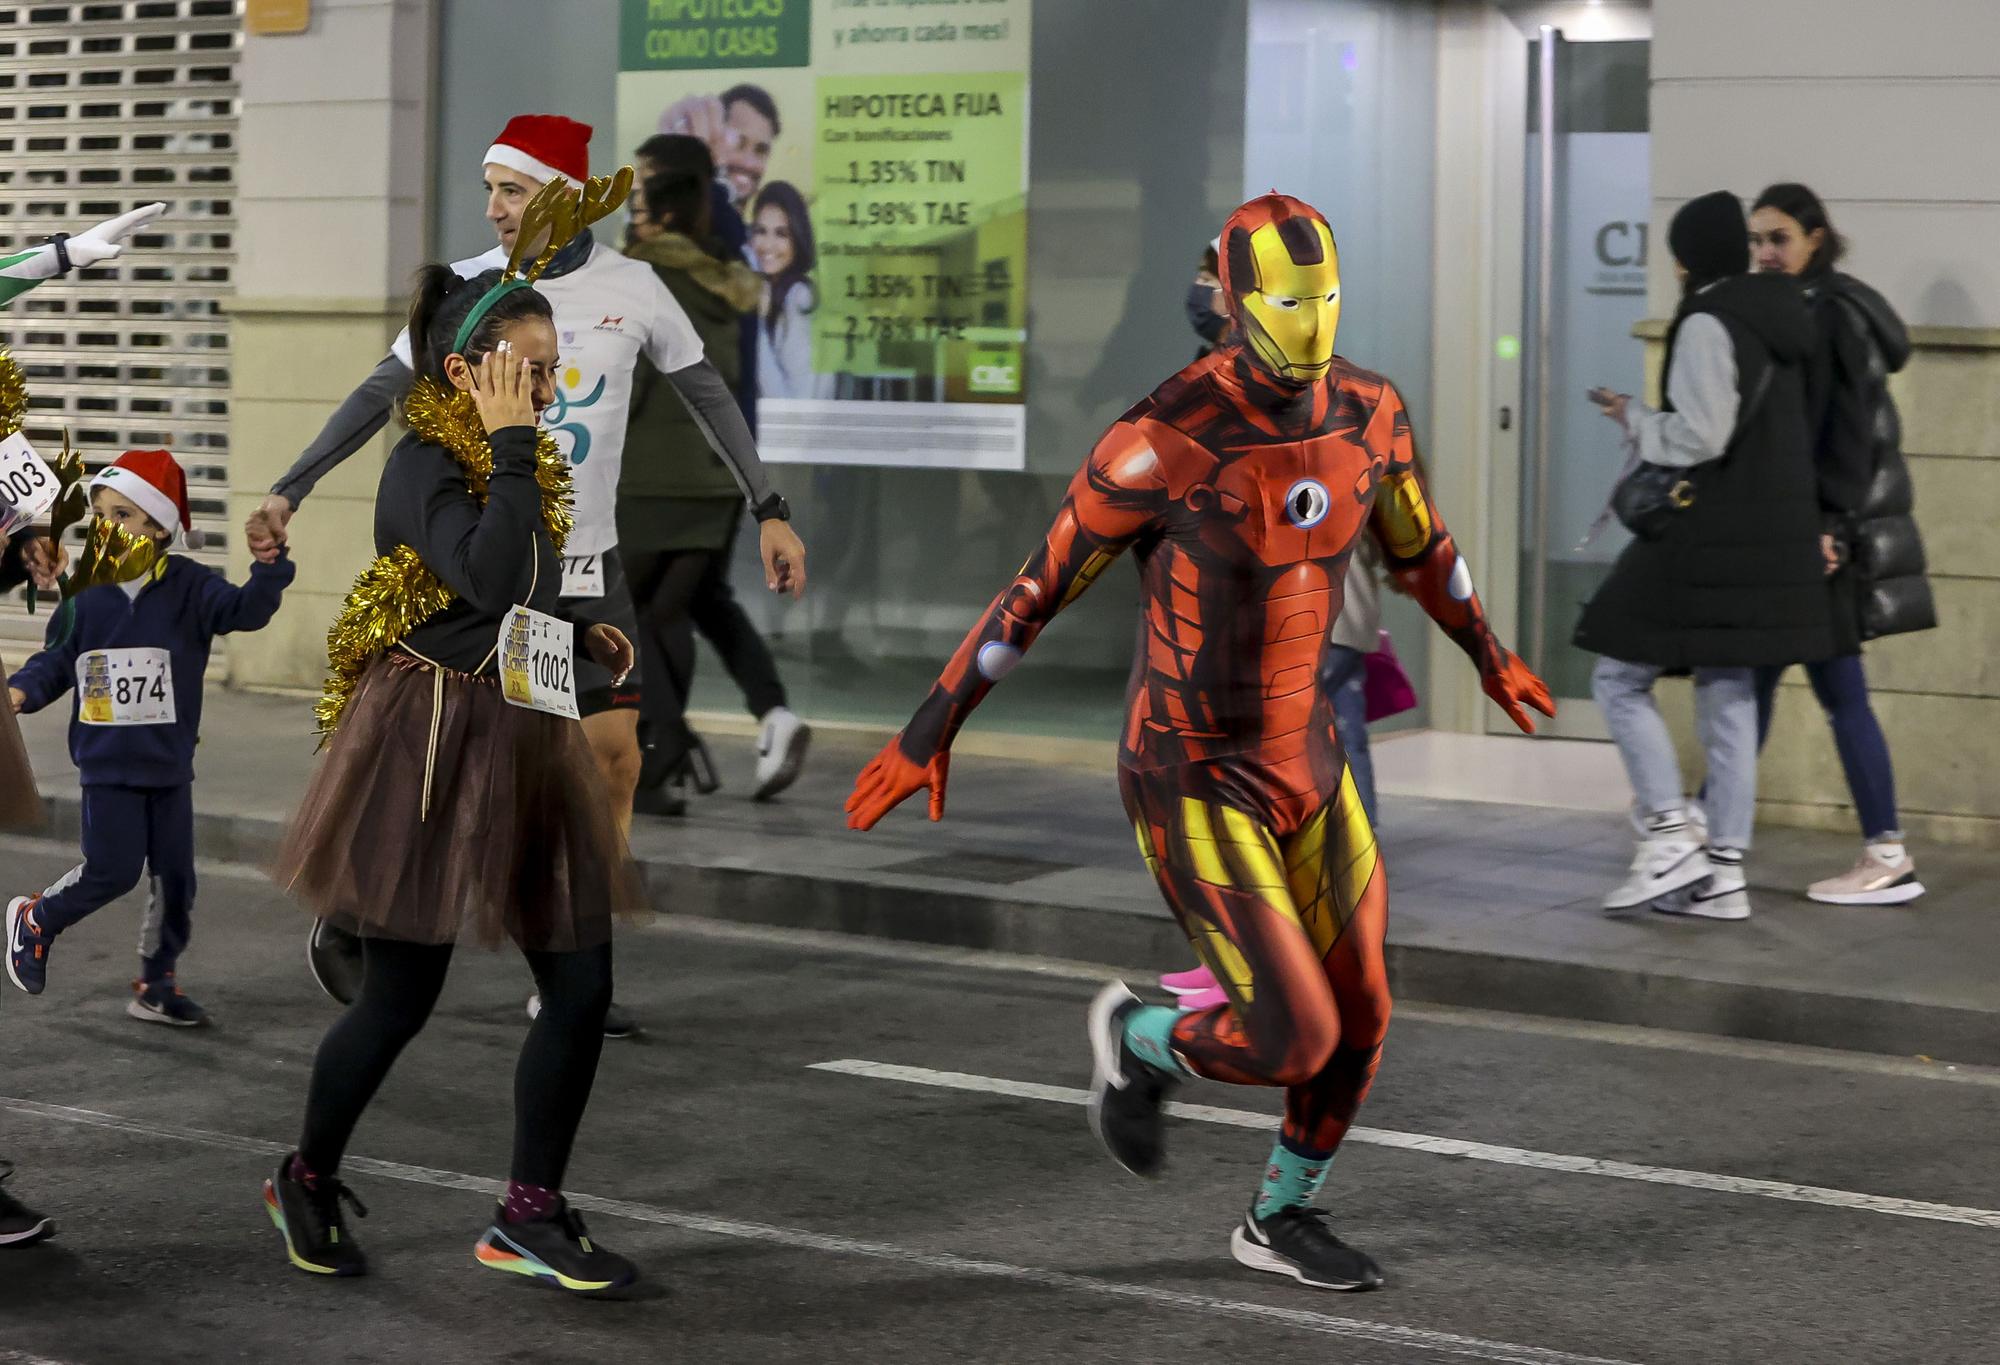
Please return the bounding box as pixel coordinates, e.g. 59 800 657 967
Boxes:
618 0 1031 470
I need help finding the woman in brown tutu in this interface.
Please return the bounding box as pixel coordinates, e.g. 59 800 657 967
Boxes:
263 254 644 1295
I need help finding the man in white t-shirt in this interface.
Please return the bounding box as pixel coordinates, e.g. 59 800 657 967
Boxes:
249 115 807 1033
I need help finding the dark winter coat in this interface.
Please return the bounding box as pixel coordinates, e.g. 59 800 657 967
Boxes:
1574 273 1836 670
1807 273 1935 646
9 552 293 787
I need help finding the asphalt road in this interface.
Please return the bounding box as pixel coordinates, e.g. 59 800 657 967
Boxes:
1 835 1995 1365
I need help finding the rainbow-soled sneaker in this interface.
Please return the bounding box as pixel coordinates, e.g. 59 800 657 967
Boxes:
474 1200 637 1296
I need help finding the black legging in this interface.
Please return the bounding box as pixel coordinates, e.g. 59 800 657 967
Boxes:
298 938 613 1188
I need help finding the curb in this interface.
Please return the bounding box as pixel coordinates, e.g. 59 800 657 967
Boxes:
26 796 2000 1068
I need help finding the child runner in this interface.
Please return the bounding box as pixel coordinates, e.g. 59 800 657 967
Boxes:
6 450 293 1023
264 213 645 1291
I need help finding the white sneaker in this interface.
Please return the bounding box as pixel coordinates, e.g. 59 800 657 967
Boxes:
1807 846 1924 906
753 706 812 801
1653 859 1751 921
1603 827 1712 910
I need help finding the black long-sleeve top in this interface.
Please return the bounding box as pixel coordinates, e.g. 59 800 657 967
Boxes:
378 425 563 674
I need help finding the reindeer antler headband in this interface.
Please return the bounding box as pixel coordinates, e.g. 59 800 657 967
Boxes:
449 165 635 357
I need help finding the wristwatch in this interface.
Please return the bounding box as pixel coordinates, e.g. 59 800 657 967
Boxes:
50 233 72 275
752 491 790 523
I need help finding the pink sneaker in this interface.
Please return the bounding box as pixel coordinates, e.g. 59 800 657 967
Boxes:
1175 987 1230 1011
1160 964 1219 996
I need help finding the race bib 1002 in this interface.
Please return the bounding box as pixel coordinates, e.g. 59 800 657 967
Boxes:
0 432 60 538
78 648 175 727
498 604 578 719
560 553 605 599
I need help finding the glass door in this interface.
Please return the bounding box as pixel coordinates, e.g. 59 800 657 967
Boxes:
1506 27 1651 737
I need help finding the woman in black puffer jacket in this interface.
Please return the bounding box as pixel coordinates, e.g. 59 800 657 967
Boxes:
1747 183 1934 907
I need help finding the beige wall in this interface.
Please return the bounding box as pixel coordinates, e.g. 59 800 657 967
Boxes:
1650 0 2000 845
227 0 436 691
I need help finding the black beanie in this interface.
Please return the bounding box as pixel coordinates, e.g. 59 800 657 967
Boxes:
1668 191 1749 289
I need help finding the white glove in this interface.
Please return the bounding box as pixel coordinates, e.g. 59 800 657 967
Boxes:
65 202 168 269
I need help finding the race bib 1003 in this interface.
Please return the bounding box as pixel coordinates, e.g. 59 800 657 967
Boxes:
0 432 60 538
78 648 175 727
498 604 578 719
560 553 605 599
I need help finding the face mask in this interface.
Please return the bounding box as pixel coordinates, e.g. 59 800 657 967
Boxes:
1218 196 1343 386
65 514 160 597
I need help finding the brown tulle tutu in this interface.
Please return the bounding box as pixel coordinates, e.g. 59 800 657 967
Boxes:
274 652 644 951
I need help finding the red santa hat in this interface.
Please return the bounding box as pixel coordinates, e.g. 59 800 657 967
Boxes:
483 114 592 189
89 448 198 549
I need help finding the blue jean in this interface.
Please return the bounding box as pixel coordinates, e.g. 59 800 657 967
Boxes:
1322 645 1377 824
1592 658 1758 851
36 783 195 981
1754 655 1899 840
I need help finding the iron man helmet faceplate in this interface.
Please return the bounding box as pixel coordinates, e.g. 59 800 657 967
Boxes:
1219 193 1341 385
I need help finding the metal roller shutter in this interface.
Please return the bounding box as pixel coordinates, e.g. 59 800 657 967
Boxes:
0 0 239 654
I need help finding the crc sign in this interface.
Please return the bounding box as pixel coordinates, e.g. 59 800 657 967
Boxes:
1595 220 1649 268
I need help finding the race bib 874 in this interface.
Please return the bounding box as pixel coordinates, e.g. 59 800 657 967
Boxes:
78 648 175 727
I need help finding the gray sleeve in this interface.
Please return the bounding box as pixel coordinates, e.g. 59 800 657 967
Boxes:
1628 314 1739 470
269 353 415 507
663 357 776 510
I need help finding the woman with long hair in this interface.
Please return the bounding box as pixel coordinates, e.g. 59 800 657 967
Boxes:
264 260 645 1294
749 179 833 400
1747 182 1933 904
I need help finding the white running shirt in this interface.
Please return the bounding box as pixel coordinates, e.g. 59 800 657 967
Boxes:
390 243 705 557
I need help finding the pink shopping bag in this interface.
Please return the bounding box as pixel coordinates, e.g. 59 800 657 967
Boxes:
1362 630 1418 722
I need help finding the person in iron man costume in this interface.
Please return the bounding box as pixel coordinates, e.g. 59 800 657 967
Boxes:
847 193 1554 1291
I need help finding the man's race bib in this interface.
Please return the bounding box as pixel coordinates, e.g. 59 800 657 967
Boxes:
560 553 604 599
78 648 175 727
498 605 579 719
0 432 60 538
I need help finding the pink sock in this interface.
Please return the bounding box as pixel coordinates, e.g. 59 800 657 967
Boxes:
288 1153 319 1186
503 1180 559 1224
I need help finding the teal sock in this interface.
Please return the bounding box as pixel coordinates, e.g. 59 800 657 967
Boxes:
1255 1140 1333 1216
1121 1005 1189 1074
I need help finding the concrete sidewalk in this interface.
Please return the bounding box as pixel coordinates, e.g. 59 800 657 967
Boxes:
11 686 1999 1064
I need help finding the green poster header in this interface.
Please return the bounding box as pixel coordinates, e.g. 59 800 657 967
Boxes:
620 0 810 71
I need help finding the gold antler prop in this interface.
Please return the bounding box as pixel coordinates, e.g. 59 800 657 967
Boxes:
455 166 636 358
64 512 158 598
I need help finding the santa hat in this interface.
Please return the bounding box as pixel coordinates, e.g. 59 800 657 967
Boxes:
483 114 592 189
89 448 198 550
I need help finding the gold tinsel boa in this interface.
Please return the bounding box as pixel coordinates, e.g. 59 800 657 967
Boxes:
313 380 573 738
0 349 27 438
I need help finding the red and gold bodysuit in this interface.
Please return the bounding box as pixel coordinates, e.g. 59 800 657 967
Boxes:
849 193 1551 1171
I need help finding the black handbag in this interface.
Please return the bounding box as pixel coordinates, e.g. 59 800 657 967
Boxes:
1609 359 1772 541
1610 462 1698 540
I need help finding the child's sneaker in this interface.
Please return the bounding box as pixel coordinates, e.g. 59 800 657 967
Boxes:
474 1199 638 1295
5 896 52 995
127 975 209 1027
0 1161 55 1247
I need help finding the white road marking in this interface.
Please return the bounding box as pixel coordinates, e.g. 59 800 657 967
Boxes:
0 1352 80 1365
810 1059 2000 1231
0 1095 1642 1365
659 915 2000 1088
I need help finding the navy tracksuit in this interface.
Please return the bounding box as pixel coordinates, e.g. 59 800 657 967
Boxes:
8 551 292 980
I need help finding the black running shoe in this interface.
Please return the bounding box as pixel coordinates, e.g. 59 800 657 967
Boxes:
474 1200 637 1296
0 1162 54 1247
1086 981 1177 1178
1230 1205 1384 1291
307 919 364 1007
263 1154 368 1277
